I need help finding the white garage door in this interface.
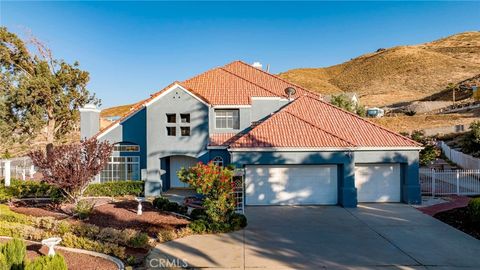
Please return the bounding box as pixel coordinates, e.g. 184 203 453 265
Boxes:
170 156 197 188
245 165 338 205
355 164 401 202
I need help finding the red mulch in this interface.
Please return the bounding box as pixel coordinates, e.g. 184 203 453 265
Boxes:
85 200 189 235
0 239 117 270
418 195 471 216
9 201 69 219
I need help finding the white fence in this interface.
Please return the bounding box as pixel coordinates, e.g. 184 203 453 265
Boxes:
420 168 480 196
439 141 480 170
0 157 36 181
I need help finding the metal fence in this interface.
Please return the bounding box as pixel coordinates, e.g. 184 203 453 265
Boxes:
0 157 36 181
440 141 480 170
420 168 480 196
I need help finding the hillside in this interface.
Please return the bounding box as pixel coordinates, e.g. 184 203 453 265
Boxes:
278 31 480 106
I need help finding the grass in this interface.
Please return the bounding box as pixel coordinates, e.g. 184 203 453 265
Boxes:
100 104 135 118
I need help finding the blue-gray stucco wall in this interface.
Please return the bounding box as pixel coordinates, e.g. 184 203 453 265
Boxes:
230 149 421 207
119 108 147 170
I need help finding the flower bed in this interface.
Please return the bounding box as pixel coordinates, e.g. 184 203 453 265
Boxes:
434 199 480 240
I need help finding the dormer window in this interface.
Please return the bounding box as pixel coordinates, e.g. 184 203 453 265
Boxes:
215 109 240 129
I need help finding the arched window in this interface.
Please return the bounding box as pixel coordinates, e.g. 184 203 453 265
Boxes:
212 156 224 167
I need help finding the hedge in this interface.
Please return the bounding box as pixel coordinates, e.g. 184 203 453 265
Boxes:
0 180 62 202
84 181 144 197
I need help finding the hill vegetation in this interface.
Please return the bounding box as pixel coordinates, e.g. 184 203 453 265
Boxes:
278 31 480 106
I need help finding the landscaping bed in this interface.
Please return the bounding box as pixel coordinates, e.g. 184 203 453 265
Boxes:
87 200 189 234
434 207 480 240
0 238 118 270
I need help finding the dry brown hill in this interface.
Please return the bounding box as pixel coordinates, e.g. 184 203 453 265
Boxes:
278 32 480 106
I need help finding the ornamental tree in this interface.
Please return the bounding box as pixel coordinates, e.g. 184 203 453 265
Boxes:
177 162 236 223
28 138 112 204
0 27 99 144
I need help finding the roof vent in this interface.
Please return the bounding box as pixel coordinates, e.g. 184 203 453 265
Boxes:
284 87 296 100
252 62 263 70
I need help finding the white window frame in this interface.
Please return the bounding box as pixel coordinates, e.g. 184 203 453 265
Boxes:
100 156 140 182
212 156 224 167
215 109 240 129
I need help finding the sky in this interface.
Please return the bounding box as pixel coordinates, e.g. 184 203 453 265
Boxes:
1 1 479 108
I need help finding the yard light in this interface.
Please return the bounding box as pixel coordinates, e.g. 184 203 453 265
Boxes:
136 197 146 215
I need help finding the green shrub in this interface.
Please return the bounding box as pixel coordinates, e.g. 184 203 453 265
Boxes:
73 200 95 220
70 223 100 239
188 220 207 234
230 213 247 230
468 197 480 225
190 208 207 220
152 197 169 209
0 252 7 270
128 232 149 248
0 238 26 270
62 232 125 259
84 181 144 197
26 254 67 270
0 180 63 202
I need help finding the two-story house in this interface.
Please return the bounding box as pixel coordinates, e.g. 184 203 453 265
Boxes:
80 61 422 207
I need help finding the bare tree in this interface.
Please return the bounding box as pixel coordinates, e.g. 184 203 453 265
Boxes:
29 138 112 203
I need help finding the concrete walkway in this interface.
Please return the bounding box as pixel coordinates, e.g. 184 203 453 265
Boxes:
146 204 480 269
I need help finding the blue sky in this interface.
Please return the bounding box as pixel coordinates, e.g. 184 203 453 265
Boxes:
1 1 479 108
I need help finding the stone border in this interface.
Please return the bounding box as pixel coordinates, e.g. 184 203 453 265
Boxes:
0 236 125 270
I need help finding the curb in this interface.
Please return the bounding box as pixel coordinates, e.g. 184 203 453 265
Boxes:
0 236 125 270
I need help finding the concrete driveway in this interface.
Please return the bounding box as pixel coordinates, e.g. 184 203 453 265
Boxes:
147 204 480 269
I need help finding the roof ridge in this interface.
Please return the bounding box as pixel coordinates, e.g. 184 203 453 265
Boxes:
283 109 357 147
301 95 422 146
231 60 322 99
218 67 283 98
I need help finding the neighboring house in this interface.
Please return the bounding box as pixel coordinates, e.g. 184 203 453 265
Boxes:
80 61 422 207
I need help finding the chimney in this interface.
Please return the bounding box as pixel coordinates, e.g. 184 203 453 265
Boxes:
79 104 100 139
252 62 263 70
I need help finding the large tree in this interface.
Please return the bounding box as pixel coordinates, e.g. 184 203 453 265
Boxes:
0 27 99 144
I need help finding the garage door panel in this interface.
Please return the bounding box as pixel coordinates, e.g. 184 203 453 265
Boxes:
246 165 337 205
355 164 401 203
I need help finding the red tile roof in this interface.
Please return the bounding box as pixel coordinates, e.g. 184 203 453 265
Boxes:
208 133 241 147
230 96 420 148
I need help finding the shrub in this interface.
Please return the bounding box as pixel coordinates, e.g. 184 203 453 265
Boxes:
156 229 177 242
0 238 26 270
178 162 236 224
190 208 207 220
26 254 67 270
230 213 248 230
84 181 144 197
73 200 95 220
468 197 480 225
176 227 193 238
152 197 169 209
128 232 149 248
0 252 7 270
62 233 125 259
188 220 207 234
0 180 62 202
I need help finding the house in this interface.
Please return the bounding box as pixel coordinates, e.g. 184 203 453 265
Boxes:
80 61 422 207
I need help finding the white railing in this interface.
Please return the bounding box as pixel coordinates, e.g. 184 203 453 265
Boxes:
420 168 480 196
233 169 244 214
439 141 480 170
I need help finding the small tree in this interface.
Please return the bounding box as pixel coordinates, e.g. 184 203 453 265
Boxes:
177 162 236 224
28 139 112 203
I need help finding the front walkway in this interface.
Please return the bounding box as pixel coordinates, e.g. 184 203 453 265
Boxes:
146 204 480 269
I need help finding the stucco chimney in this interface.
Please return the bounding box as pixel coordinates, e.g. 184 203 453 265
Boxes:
79 104 100 139
252 62 263 70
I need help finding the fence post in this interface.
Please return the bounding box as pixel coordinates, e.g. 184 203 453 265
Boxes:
29 165 35 178
456 171 460 195
3 160 11 187
432 169 436 197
